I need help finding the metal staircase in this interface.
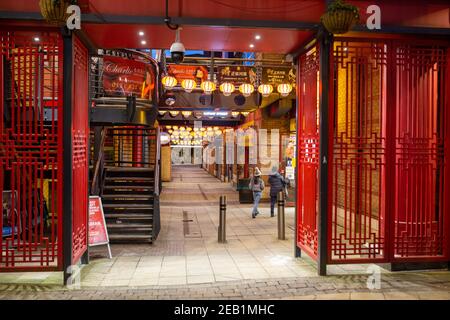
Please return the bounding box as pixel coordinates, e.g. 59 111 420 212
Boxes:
90 127 161 243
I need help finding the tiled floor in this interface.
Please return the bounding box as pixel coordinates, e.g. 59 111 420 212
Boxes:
83 165 317 287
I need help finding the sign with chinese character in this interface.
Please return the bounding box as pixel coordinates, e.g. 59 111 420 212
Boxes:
167 64 209 85
217 66 257 86
262 67 296 86
88 196 112 258
102 56 155 100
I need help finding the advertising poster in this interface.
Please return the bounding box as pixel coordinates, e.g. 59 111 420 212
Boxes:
217 66 257 86
88 196 109 246
102 56 155 100
262 67 296 86
167 64 209 85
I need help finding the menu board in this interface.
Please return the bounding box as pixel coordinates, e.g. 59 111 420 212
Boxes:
217 66 257 86
102 56 155 100
88 196 109 246
262 67 296 86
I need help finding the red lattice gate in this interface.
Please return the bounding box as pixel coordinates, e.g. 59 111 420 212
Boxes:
296 45 320 260
0 31 63 271
0 30 89 272
327 38 449 264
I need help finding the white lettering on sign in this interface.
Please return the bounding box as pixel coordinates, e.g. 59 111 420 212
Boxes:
66 5 81 30
366 5 381 30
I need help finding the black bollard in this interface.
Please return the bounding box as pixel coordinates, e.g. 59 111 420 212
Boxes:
277 191 286 240
218 195 227 243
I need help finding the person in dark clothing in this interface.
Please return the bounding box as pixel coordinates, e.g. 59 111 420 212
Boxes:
249 167 264 219
268 166 287 217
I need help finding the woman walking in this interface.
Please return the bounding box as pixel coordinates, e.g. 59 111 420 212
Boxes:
268 166 287 217
249 167 264 218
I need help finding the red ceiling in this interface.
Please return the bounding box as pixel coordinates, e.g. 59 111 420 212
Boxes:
82 24 313 53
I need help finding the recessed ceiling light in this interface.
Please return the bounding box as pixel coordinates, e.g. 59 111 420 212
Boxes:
34 37 40 42
138 31 144 36
249 44 254 48
141 40 147 45
255 35 261 40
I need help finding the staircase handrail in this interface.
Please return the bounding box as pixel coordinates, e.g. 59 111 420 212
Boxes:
91 127 107 195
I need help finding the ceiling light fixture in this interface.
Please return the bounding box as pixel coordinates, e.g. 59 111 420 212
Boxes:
255 35 261 40
141 40 147 45
249 44 255 48
138 31 145 36
182 111 192 118
34 37 40 42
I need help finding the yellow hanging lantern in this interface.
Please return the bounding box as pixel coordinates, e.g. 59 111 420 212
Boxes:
277 83 293 97
219 82 235 96
258 84 273 97
241 111 250 117
239 83 254 97
201 81 216 95
158 110 167 116
169 111 179 117
181 79 196 93
181 111 192 118
162 76 178 90
231 111 240 118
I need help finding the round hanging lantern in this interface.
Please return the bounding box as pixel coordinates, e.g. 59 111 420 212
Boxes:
320 0 360 35
169 111 179 117
277 83 293 97
162 76 178 90
258 84 273 97
239 83 254 97
181 79 196 93
201 81 216 95
193 111 203 119
39 0 73 26
219 82 235 96
182 111 192 118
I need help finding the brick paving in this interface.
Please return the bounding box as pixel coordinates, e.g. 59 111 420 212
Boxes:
0 271 450 300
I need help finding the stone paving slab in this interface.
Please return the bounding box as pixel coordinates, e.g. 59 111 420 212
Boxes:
0 272 449 300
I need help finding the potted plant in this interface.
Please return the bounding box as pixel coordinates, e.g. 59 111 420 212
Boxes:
320 0 360 34
39 0 77 26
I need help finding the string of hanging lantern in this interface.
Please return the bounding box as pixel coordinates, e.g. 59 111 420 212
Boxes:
162 79 292 97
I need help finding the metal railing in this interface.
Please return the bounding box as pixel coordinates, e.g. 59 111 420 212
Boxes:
90 127 107 195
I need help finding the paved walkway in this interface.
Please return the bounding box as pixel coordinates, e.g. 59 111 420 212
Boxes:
1 165 449 299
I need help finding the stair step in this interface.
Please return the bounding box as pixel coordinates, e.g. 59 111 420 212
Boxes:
105 177 154 181
105 167 154 172
107 224 152 230
103 185 153 190
105 213 152 219
108 234 153 241
102 194 153 199
102 203 153 209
